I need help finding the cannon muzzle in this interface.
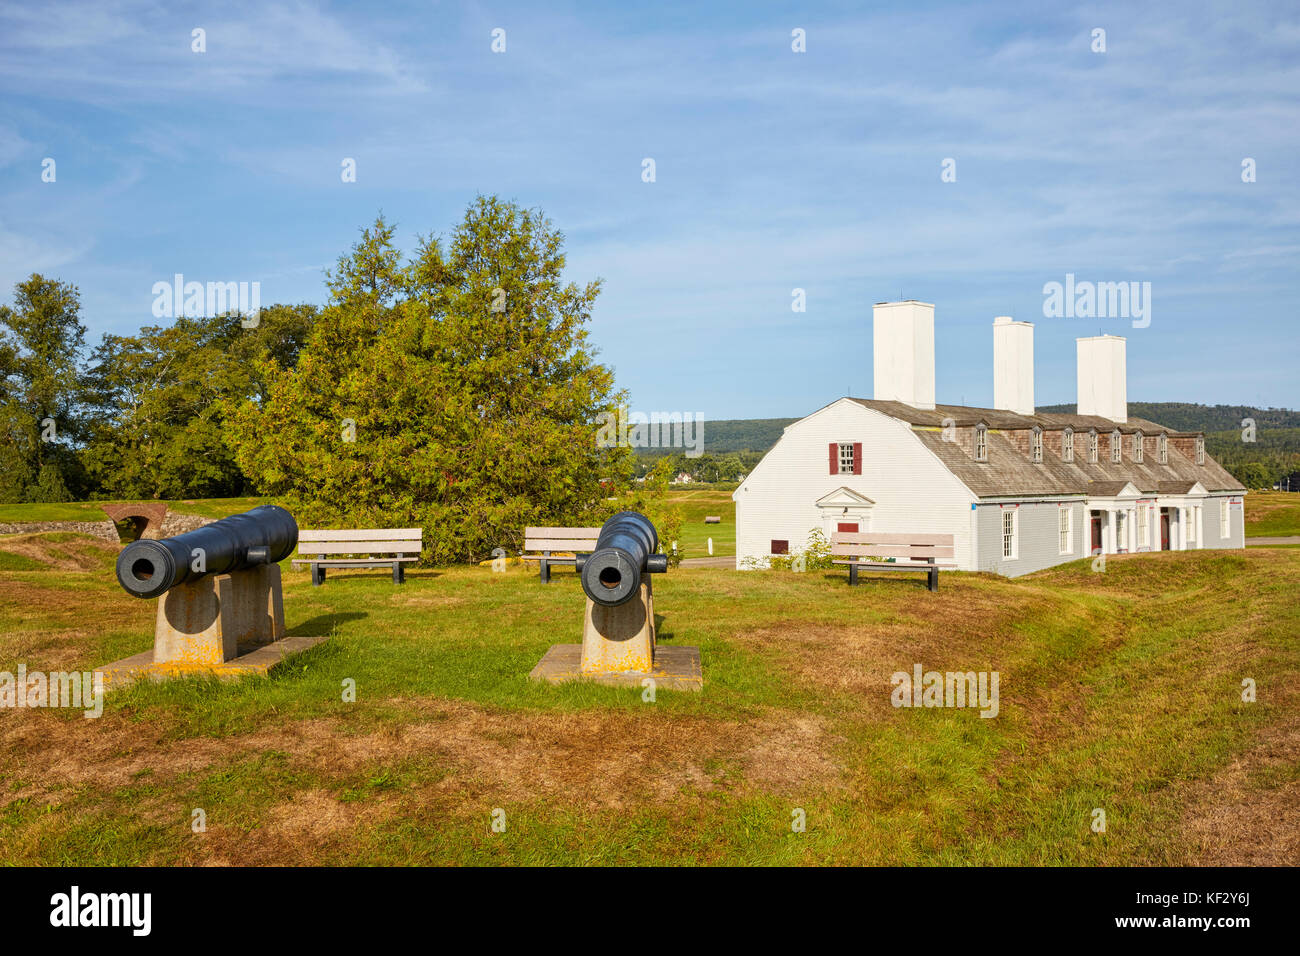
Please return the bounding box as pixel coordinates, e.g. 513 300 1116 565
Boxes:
115 504 299 599
575 511 668 607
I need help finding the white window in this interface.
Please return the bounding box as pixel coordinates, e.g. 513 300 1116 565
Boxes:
974 425 988 462
1158 434 1168 464
1062 428 1074 463
1058 506 1073 554
838 442 854 474
1002 509 1018 559
1031 427 1043 463
1138 506 1149 548
1116 510 1127 552
1220 500 1231 538
1133 430 1144 463
1195 437 1205 465
1188 506 1198 543
1088 430 1098 463
1111 430 1122 462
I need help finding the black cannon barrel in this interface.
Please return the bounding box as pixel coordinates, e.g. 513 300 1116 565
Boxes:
115 504 299 599
575 511 668 608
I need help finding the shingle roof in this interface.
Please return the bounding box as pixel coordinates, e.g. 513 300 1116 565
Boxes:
848 398 1198 435
846 398 1245 498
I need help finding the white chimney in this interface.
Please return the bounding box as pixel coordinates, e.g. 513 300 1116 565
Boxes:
872 300 935 409
992 316 1034 416
1076 334 1127 423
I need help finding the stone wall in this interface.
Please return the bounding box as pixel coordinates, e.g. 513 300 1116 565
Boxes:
0 513 212 544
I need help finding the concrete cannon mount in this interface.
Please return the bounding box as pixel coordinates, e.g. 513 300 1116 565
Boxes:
96 564 327 687
529 580 702 692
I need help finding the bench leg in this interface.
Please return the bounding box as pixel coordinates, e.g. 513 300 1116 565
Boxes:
540 553 551 584
311 564 325 587
848 563 859 586
393 562 405 585
927 566 938 593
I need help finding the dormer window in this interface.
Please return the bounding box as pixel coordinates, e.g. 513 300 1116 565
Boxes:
974 424 988 462
1062 427 1074 463
1030 427 1043 463
1088 429 1099 463
1158 433 1168 464
1133 430 1144 464
1111 429 1122 463
1195 436 1205 465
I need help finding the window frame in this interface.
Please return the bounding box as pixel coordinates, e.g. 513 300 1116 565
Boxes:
1030 426 1043 463
1002 508 1018 560
1058 506 1073 554
1220 501 1230 538
1133 430 1144 464
1111 429 1122 463
974 424 988 462
1062 427 1074 463
1195 436 1205 465
1158 433 1168 464
837 442 854 475
1088 429 1099 463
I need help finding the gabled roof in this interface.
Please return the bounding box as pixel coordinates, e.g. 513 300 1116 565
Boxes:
846 398 1245 498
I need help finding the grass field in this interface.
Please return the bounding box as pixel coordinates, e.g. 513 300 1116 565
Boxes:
1243 490 1300 538
1 528 1296 865
666 488 735 557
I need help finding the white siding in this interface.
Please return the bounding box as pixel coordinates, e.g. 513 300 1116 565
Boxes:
732 399 978 569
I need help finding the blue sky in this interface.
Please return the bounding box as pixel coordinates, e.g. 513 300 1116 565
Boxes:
1 0 1297 419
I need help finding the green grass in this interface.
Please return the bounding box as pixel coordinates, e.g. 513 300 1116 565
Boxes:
1243 490 1300 537
0 496 267 525
0 528 1296 865
666 488 735 557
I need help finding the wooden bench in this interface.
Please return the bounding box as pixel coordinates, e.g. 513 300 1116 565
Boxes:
831 531 956 592
292 528 423 586
521 527 600 583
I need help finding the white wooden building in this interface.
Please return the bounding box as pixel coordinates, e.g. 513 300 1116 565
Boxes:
733 301 1246 576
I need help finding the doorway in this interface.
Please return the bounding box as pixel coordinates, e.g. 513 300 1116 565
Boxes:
1090 511 1103 554
1160 510 1171 550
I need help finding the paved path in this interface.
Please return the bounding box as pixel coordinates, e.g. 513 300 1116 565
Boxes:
1246 536 1300 545
679 556 735 568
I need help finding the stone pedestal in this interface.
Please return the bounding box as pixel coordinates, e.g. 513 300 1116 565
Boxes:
97 565 325 687
580 581 655 675
531 578 702 692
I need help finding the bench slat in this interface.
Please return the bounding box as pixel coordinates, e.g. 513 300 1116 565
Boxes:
520 555 578 563
292 557 420 566
297 541 422 555
832 544 955 558
832 532 953 545
524 527 601 539
833 559 958 569
298 529 422 542
524 539 599 552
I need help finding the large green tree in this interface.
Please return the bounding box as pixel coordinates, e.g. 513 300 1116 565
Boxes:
0 274 88 502
229 198 634 563
81 304 317 499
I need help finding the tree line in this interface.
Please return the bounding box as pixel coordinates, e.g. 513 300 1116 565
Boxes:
1 197 681 561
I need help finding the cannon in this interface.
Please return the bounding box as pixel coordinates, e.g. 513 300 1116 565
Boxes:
115 505 299 599
574 511 668 608
97 503 323 687
530 509 701 690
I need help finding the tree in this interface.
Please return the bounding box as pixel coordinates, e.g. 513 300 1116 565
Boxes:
80 305 317 499
0 275 88 502
229 199 632 563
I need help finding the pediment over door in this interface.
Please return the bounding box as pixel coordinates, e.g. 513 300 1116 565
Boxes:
815 486 875 510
